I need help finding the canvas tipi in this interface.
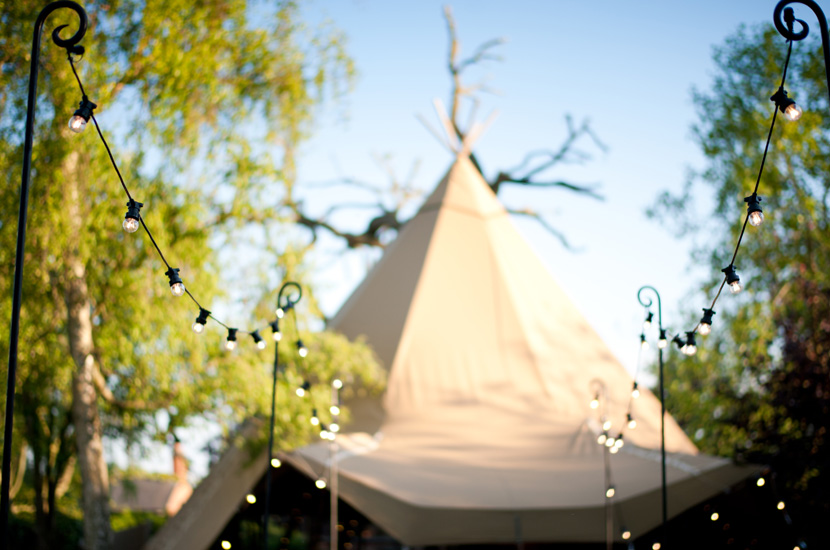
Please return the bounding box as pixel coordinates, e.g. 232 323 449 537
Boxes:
288 152 755 545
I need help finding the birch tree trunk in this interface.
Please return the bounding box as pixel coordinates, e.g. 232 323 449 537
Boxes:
63 153 112 550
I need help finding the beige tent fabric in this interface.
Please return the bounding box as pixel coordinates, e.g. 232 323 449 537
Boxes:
290 155 756 544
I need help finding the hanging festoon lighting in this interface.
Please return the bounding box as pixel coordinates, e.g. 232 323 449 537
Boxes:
165 267 185 297
296 380 311 397
744 194 765 227
722 265 742 294
296 339 308 358
658 328 668 349
311 409 320 426
681 331 697 356
68 96 96 133
122 199 143 233
269 319 281 341
606 485 616 498
771 87 803 121
643 311 654 329
192 308 210 334
225 328 238 351
590 391 600 409
672 334 686 350
627 413 637 430
698 308 716 336
251 330 266 350
640 333 649 351
631 382 640 399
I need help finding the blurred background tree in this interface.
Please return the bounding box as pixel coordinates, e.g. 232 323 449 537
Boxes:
650 23 830 547
0 1 382 549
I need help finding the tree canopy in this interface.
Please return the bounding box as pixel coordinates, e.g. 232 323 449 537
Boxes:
0 2 381 549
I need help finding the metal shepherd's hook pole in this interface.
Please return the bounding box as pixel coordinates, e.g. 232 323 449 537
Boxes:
773 0 830 108
2 3 88 547
262 282 301 550
637 285 666 547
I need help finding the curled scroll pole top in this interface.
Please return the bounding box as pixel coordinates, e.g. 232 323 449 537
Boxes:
35 1 88 54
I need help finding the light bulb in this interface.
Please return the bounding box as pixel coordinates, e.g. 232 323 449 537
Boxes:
683 343 697 356
748 210 764 227
710 512 719 521
777 501 785 510
723 265 742 294
257 340 266 350
251 330 266 350
622 530 631 541
311 417 320 426
68 115 87 133
246 494 256 504
320 430 330 439
609 445 620 454
276 307 285 319
784 103 803 121
698 322 711 336
330 423 340 433
652 543 661 550
597 433 607 445
590 397 599 409
299 347 308 358
122 217 140 233
640 334 649 351
315 479 327 489
643 311 653 329
330 405 340 415
606 486 616 498
170 282 184 296
333 379 343 389
605 437 616 448
631 383 640 399
165 267 185 297
757 477 766 487
296 387 305 397
225 328 237 351
658 337 667 349
192 322 205 334
271 458 281 468
615 436 624 448
627 415 637 430
602 420 611 431
221 541 232 550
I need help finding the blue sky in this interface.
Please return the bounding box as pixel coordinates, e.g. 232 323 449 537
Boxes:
295 1 790 376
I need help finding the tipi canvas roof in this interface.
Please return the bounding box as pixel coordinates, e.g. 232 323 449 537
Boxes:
289 154 755 545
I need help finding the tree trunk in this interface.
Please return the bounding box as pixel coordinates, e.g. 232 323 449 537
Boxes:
63 147 112 549
65 256 112 550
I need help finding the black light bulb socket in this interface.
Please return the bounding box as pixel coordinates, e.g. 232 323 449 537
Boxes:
685 331 697 348
125 199 143 222
312 408 318 417
73 96 97 122
770 87 796 114
301 381 311 391
744 194 763 216
195 308 211 325
296 339 307 351
627 413 634 422
640 333 647 343
631 382 638 391
672 334 686 350
269 319 280 332
659 328 667 340
700 308 716 326
644 311 654 325
722 264 740 285
227 328 238 342
165 267 183 288
251 330 263 345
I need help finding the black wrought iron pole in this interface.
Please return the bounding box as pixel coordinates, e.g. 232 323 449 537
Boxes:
2 3 87 546
637 285 666 547
263 282 301 550
773 0 830 108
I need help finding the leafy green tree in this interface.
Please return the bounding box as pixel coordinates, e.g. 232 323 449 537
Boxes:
0 2 378 549
651 24 830 547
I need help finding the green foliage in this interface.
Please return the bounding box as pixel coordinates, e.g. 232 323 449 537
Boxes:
652 23 829 546
0 0 374 545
